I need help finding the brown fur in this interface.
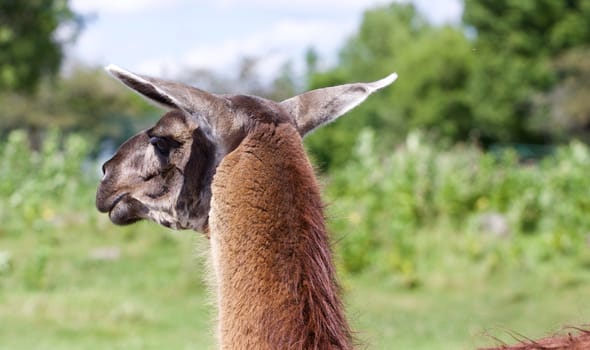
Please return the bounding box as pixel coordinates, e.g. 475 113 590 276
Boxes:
480 328 590 350
209 122 353 349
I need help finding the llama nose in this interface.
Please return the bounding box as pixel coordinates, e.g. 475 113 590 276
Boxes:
101 160 112 181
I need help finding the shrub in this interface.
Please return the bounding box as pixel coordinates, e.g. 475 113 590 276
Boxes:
326 130 590 277
0 129 96 235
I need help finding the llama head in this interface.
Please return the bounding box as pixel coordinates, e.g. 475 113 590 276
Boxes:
96 65 397 232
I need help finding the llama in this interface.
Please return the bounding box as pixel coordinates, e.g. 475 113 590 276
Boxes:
481 328 590 350
96 65 397 349
95 66 588 350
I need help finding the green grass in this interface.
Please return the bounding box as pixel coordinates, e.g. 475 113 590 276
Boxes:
348 264 590 349
1 215 589 349
342 227 590 349
0 218 214 350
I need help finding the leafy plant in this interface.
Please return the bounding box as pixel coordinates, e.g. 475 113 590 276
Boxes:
326 129 590 280
0 129 95 236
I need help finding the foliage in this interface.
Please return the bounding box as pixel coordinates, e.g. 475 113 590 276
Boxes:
305 3 475 169
533 48 590 143
463 0 590 143
327 129 590 281
305 1 590 169
0 129 95 236
183 56 300 101
0 0 82 92
0 66 160 149
463 0 590 55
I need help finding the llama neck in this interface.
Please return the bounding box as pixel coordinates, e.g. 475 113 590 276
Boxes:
208 123 353 350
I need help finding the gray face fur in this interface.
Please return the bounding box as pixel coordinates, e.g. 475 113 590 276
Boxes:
96 65 396 232
96 110 215 230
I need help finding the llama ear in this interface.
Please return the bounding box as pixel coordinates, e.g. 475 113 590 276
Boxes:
105 64 226 138
280 72 397 136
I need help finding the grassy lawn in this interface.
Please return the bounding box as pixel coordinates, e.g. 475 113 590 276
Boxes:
348 270 590 349
1 215 589 350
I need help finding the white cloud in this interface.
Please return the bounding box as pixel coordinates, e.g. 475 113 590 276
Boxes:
71 0 190 14
137 18 356 79
132 0 463 78
72 0 461 22
213 0 390 13
71 0 386 15
211 0 462 24
413 0 462 24
69 0 463 82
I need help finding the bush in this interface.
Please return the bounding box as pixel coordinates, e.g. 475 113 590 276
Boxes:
0 129 96 235
326 130 590 278
2 128 588 286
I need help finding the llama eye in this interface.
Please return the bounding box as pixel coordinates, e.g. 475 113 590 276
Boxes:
149 137 171 156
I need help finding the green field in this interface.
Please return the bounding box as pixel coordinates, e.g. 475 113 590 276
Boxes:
1 130 590 349
1 221 589 349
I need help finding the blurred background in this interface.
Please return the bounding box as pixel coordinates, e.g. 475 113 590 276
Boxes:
1 1 590 349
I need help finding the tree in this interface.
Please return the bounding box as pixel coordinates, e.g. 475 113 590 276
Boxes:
0 0 82 92
184 56 299 101
0 66 158 149
463 0 590 143
305 3 474 169
533 48 590 143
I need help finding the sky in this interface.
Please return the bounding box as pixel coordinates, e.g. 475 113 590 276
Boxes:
67 0 462 80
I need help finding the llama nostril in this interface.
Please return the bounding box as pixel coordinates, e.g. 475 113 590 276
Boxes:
101 162 110 181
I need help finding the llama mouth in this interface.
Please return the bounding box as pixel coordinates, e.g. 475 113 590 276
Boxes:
109 193 127 212
107 193 148 225
96 191 127 213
